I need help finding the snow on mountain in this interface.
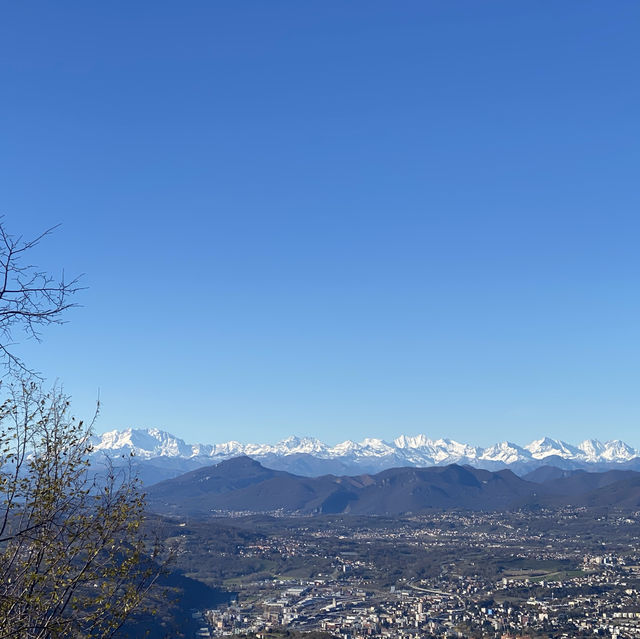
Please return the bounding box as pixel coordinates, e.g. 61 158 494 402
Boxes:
394 434 432 449
209 441 246 457
480 441 528 464
278 436 329 455
577 438 606 461
524 437 582 460
429 438 479 463
330 440 362 456
91 428 195 459
89 429 640 481
357 438 396 457
392 436 480 465
597 439 636 462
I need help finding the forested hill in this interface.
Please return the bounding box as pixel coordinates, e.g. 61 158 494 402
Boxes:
145 456 640 517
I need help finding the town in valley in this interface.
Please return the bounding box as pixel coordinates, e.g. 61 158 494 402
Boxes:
153 506 640 639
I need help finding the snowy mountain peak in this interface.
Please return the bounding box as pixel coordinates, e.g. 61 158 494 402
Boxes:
394 434 432 449
578 439 605 461
275 436 328 454
90 429 640 478
330 440 360 454
91 427 193 459
599 440 636 461
480 441 527 464
525 437 581 460
359 438 393 452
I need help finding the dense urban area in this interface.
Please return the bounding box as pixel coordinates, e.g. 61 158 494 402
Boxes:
148 506 640 639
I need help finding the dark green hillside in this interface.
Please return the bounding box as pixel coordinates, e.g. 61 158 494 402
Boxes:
146 458 541 516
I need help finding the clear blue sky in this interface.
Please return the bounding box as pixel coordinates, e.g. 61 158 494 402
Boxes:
2 2 640 447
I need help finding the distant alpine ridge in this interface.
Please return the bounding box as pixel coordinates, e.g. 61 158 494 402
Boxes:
90 428 640 485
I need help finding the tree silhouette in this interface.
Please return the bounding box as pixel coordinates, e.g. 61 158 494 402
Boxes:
0 222 82 374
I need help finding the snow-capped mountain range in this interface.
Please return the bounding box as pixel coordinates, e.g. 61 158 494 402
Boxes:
90 428 640 484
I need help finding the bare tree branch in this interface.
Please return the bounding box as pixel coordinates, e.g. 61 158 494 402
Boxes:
0 220 84 376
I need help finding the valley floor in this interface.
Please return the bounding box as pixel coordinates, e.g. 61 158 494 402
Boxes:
148 506 640 639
